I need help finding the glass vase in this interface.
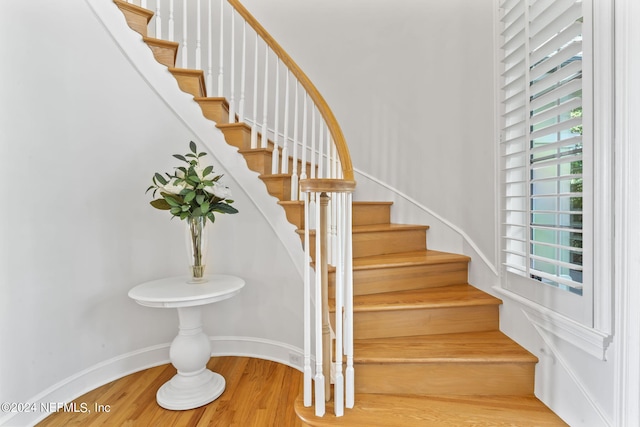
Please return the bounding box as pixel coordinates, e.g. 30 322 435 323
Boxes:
185 216 208 283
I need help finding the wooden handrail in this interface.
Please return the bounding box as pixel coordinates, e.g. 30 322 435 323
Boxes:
227 0 354 182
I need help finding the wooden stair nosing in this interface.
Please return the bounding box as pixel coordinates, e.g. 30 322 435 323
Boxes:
113 0 153 37
168 67 207 98
345 284 502 313
193 97 231 124
295 393 568 427
350 250 470 270
352 330 537 364
297 223 430 237
143 36 179 67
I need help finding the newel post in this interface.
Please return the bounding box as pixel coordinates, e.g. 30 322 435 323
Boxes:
319 192 332 402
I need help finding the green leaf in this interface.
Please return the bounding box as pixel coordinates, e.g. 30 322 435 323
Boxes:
207 212 216 223
196 194 205 205
173 154 187 162
154 173 168 186
189 141 197 154
184 191 196 203
192 207 203 217
170 207 182 215
179 211 189 220
211 203 239 214
181 204 190 212
201 201 210 213
150 199 172 210
145 185 156 194
202 165 213 177
164 196 181 207
198 152 207 158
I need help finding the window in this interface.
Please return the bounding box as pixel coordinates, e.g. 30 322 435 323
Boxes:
499 0 592 323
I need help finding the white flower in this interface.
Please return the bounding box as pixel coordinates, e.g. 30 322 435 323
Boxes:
205 181 232 199
161 179 189 195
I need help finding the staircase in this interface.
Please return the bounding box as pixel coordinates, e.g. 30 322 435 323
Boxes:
113 1 567 425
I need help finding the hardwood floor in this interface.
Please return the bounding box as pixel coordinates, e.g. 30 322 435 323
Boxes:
37 357 303 427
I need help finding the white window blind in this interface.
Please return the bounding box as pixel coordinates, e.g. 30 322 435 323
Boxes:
500 0 585 296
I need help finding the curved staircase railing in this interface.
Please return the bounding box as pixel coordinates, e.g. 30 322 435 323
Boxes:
116 0 355 417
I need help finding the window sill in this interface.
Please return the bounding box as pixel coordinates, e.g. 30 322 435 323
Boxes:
492 285 613 361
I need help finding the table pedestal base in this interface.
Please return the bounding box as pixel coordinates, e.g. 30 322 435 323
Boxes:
157 305 225 410
157 369 225 410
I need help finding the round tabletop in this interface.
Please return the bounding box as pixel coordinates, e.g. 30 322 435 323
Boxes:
128 274 245 308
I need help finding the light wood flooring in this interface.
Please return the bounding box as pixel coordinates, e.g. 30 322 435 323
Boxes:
37 356 302 427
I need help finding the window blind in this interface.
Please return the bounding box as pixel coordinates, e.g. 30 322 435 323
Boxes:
500 0 584 295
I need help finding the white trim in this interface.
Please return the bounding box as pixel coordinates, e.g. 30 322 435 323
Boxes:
354 169 499 276
613 0 640 424
493 285 612 360
528 318 613 427
590 0 615 336
210 336 304 369
0 337 303 427
0 344 170 427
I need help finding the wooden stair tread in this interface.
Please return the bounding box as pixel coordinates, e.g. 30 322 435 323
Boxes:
142 36 179 49
297 223 429 237
353 330 537 363
278 200 392 207
352 250 470 270
353 223 429 233
344 284 501 312
295 393 568 426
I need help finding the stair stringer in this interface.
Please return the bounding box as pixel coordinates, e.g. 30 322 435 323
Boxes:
88 0 307 281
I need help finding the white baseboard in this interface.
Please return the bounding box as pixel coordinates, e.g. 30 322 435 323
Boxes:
0 337 302 427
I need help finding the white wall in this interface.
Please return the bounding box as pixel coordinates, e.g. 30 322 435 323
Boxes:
0 1 304 425
241 0 498 269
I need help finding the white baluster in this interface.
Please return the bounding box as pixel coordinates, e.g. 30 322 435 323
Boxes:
303 191 312 408
325 129 331 180
181 1 187 67
314 190 325 417
290 83 299 199
260 48 269 149
303 96 314 229
281 71 290 174
318 123 324 179
310 107 316 179
251 33 258 149
331 138 338 180
195 0 202 70
217 0 224 96
154 1 161 39
206 0 213 91
271 61 280 174
238 21 247 122
333 192 345 417
228 10 236 123
300 94 308 186
168 0 175 41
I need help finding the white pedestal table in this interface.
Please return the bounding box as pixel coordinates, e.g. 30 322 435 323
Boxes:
128 274 245 410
